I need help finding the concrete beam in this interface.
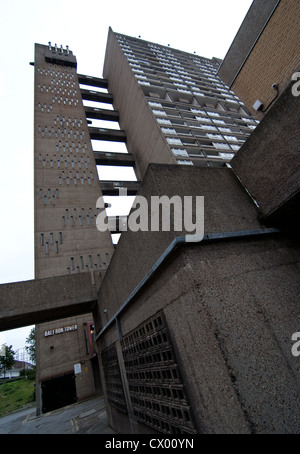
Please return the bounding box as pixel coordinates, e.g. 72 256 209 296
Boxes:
94 151 134 167
100 180 140 196
0 272 100 332
78 74 108 89
85 106 119 122
80 88 113 104
88 126 126 142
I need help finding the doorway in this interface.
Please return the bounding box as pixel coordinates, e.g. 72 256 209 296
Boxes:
42 373 77 413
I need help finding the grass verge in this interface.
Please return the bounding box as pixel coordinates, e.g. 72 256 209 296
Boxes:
0 378 35 417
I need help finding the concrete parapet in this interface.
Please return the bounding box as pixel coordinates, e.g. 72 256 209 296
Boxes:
231 81 300 228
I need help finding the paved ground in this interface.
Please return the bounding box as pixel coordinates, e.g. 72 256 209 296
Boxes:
0 395 116 434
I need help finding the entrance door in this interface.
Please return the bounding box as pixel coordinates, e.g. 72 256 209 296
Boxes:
42 373 77 413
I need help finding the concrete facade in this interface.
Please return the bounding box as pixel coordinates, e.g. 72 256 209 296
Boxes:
103 29 258 179
33 43 114 414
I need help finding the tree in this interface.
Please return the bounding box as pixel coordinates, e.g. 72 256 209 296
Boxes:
25 327 36 365
0 345 15 378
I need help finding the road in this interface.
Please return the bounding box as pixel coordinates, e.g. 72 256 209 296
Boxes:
0 395 116 434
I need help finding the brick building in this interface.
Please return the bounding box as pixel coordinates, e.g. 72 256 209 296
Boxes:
218 0 300 119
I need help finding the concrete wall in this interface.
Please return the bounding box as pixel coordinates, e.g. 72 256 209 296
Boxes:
103 28 176 180
231 81 300 227
96 164 262 322
36 314 98 409
99 235 300 433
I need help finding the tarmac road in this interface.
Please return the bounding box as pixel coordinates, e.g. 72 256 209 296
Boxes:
0 395 116 434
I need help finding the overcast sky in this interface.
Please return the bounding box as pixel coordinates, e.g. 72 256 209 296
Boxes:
0 0 253 350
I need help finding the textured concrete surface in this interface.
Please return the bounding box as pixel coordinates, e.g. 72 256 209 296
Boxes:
0 271 100 331
100 234 300 434
97 164 263 322
231 81 300 227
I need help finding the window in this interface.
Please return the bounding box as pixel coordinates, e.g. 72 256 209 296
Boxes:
153 109 167 116
196 116 211 123
202 125 217 131
213 142 230 150
206 133 222 140
166 137 182 146
177 160 193 166
207 111 220 117
171 148 189 157
161 128 177 135
219 152 235 159
149 101 162 108
157 118 172 125
224 135 238 142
